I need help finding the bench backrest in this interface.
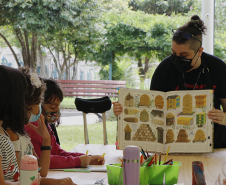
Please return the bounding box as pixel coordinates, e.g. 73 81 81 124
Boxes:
58 80 127 97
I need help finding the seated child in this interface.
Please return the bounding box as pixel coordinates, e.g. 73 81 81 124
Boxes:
6 67 76 185
25 78 105 169
0 65 27 184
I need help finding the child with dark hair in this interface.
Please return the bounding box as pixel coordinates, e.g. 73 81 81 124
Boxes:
0 65 27 184
7 67 76 185
25 78 105 169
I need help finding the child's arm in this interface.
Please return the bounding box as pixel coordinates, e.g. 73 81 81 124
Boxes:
27 115 51 177
40 177 77 185
5 130 20 169
0 156 20 185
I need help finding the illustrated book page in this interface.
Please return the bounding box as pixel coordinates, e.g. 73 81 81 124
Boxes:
116 88 213 154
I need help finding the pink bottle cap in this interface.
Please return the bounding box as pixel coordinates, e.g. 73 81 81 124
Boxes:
124 145 140 160
20 155 38 171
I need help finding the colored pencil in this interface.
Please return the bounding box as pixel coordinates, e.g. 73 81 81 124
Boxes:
164 145 170 163
155 151 157 165
159 152 161 165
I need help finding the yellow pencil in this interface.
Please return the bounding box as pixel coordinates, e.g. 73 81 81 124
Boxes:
86 150 88 156
164 145 170 163
98 153 106 161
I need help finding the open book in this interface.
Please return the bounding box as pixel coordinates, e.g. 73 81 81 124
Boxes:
116 88 214 154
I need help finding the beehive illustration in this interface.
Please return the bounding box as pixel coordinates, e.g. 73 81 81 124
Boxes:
155 95 164 109
151 110 164 118
132 124 156 142
124 124 132 140
151 119 164 125
138 94 150 107
176 129 190 142
124 117 138 123
196 113 206 127
195 95 207 108
166 113 175 126
124 93 135 107
157 127 164 143
177 117 194 130
124 108 140 115
193 129 206 143
182 94 193 114
140 109 149 122
165 129 175 144
167 95 180 109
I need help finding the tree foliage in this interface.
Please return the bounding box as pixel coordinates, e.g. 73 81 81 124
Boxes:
0 0 103 71
129 0 194 15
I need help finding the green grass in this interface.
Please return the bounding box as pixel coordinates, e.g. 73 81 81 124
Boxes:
60 97 76 109
56 121 117 152
60 96 118 109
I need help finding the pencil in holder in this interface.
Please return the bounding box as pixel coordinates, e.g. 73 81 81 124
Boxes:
149 161 182 185
106 164 151 185
107 161 181 185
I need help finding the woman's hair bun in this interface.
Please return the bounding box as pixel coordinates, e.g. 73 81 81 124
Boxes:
188 15 207 35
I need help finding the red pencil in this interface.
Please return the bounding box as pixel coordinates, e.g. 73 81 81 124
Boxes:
155 151 157 165
163 159 173 165
148 157 155 166
140 155 144 165
146 150 149 158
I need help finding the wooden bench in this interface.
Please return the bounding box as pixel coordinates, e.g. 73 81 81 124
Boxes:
58 80 127 97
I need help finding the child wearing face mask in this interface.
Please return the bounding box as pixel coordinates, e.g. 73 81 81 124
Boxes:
25 78 105 169
6 67 76 185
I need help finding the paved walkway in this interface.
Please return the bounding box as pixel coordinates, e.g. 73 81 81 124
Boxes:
60 114 99 126
60 109 113 126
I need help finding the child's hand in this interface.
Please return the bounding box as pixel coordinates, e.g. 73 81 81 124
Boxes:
79 155 91 167
89 155 105 165
27 114 50 141
113 102 123 117
223 179 226 185
54 178 77 185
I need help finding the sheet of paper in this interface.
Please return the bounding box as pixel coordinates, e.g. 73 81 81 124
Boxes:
50 165 107 172
87 165 107 172
72 178 103 185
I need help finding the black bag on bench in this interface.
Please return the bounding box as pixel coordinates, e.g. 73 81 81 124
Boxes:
75 96 112 114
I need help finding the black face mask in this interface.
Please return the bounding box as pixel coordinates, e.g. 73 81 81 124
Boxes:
171 49 199 73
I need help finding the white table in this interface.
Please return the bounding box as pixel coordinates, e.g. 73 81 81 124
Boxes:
48 144 226 184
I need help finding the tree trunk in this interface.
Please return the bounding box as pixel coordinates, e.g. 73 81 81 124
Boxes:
38 44 46 78
24 30 31 66
14 28 28 66
138 57 150 89
13 29 38 69
72 60 79 80
71 49 79 80
30 33 37 71
0 32 20 67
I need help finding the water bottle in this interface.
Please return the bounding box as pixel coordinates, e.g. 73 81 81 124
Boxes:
123 145 140 185
20 155 39 185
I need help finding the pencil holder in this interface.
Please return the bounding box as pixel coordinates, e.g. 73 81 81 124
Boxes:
107 161 181 185
106 164 151 185
149 161 182 185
